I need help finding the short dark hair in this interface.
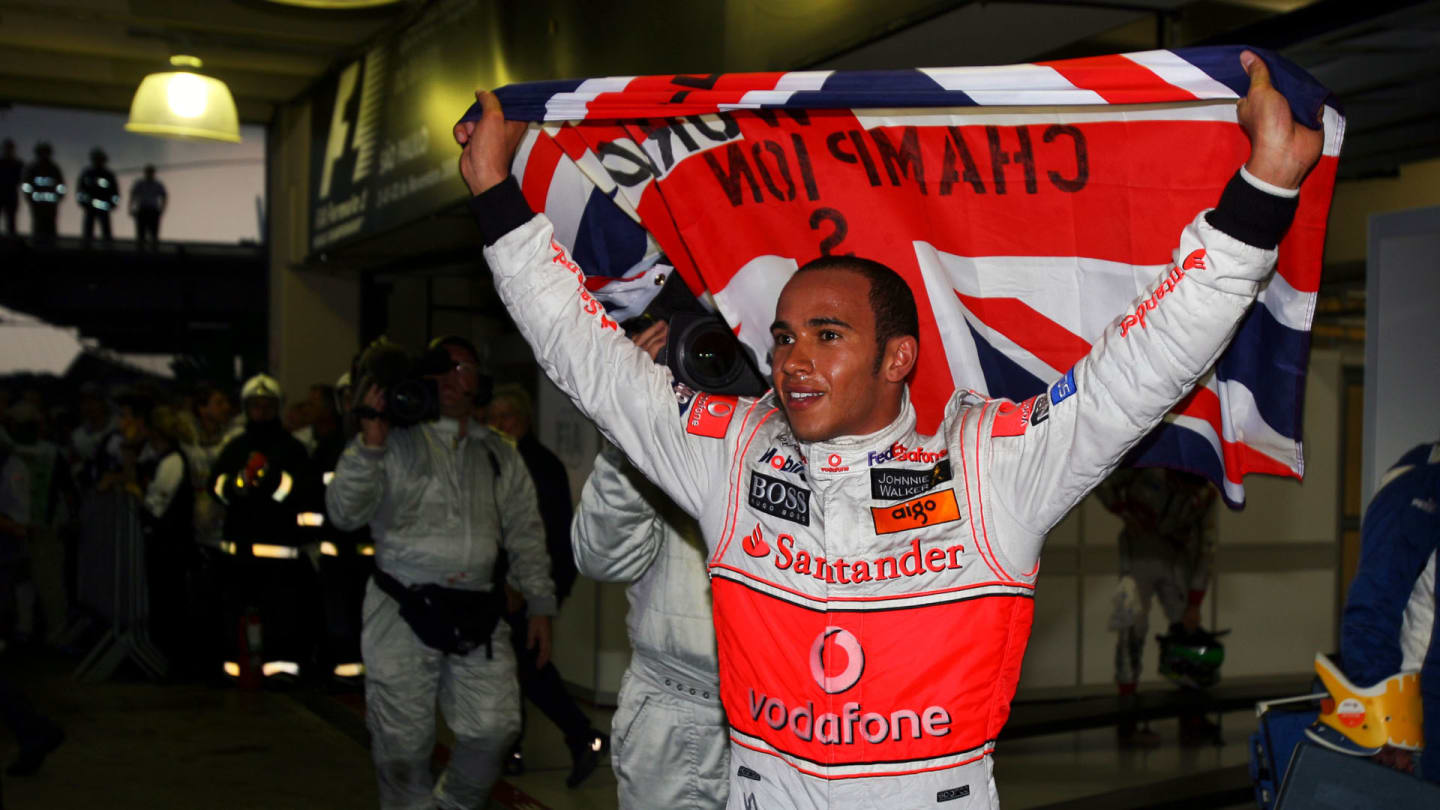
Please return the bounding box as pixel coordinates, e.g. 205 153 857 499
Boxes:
794 256 919 373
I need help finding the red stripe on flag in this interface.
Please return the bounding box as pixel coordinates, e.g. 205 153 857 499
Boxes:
519 132 564 213
953 292 1092 372
551 124 595 162
1040 54 1201 104
1173 386 1300 482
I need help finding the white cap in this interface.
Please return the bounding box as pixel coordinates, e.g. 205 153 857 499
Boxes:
240 373 283 403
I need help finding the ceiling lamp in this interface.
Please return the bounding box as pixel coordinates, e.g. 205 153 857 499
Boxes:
125 55 241 143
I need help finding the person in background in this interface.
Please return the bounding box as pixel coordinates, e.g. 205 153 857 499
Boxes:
68 383 117 491
1096 466 1218 747
5 401 76 648
571 322 728 810
0 139 21 237
485 383 607 786
129 164 167 250
1337 438 1440 783
328 336 555 809
20 143 64 247
207 375 315 683
75 147 119 247
130 406 200 677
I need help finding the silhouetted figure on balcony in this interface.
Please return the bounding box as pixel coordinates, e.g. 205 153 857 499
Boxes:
130 164 167 251
76 147 120 247
20 143 64 247
0 139 21 237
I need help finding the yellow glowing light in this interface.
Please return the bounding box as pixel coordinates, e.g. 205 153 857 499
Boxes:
126 64 241 143
252 544 300 559
358 543 376 556
323 471 335 486
263 661 301 677
320 541 339 556
297 512 326 528
333 663 365 677
223 661 241 677
167 73 208 117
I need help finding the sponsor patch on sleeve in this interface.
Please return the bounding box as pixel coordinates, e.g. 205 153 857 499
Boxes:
685 392 738 438
1050 368 1077 405
991 398 1034 438
871 489 961 535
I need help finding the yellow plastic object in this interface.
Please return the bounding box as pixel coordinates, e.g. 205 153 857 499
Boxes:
125 70 241 143
1314 652 1424 751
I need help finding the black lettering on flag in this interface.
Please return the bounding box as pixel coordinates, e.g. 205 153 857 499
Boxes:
1014 126 1037 194
940 127 985 196
691 113 740 142
671 74 721 90
753 140 796 202
1043 125 1088 192
641 120 698 175
810 208 851 256
868 126 927 195
703 142 763 206
792 134 820 201
985 126 1010 195
826 130 882 187
596 140 659 187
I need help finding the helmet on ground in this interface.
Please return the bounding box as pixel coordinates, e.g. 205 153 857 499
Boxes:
1156 623 1225 689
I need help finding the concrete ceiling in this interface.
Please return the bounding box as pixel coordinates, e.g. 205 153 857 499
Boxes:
1 0 1432 178
0 0 414 123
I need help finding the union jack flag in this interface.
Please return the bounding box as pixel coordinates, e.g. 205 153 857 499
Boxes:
469 46 1343 507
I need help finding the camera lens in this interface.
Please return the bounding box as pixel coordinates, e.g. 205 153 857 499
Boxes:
686 326 738 386
389 379 429 422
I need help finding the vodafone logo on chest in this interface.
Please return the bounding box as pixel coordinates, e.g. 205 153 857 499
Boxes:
746 626 952 747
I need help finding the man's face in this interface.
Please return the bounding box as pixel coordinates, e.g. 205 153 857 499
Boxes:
770 268 889 443
200 390 232 426
432 344 479 420
246 396 279 425
485 399 525 439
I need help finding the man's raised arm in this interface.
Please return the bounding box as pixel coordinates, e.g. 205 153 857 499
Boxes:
454 92 726 522
985 51 1325 567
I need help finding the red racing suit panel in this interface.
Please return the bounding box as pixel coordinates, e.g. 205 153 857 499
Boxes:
479 171 1283 808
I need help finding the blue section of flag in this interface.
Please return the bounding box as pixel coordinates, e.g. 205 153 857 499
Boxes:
571 187 649 280
1216 303 1311 441
966 324 1047 402
468 79 589 123
1171 45 1335 126
786 69 975 110
1126 425 1232 505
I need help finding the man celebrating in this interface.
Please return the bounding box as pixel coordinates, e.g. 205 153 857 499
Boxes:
455 51 1321 808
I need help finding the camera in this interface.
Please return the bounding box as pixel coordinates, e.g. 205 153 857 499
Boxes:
622 273 767 397
350 338 452 428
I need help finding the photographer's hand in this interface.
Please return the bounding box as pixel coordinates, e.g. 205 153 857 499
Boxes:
632 320 668 362
360 385 389 448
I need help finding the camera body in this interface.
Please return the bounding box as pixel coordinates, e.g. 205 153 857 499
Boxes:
622 274 767 397
351 339 451 428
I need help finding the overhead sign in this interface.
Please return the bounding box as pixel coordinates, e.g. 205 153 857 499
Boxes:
308 0 490 253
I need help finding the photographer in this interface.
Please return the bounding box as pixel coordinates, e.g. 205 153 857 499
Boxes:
326 336 555 810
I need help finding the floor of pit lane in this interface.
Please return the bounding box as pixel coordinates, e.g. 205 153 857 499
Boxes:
1 647 1257 809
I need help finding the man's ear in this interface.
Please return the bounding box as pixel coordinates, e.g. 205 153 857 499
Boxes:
882 335 918 383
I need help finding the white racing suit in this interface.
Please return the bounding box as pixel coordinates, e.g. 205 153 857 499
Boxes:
573 445 729 809
1095 467 1216 686
327 416 555 810
474 168 1295 808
